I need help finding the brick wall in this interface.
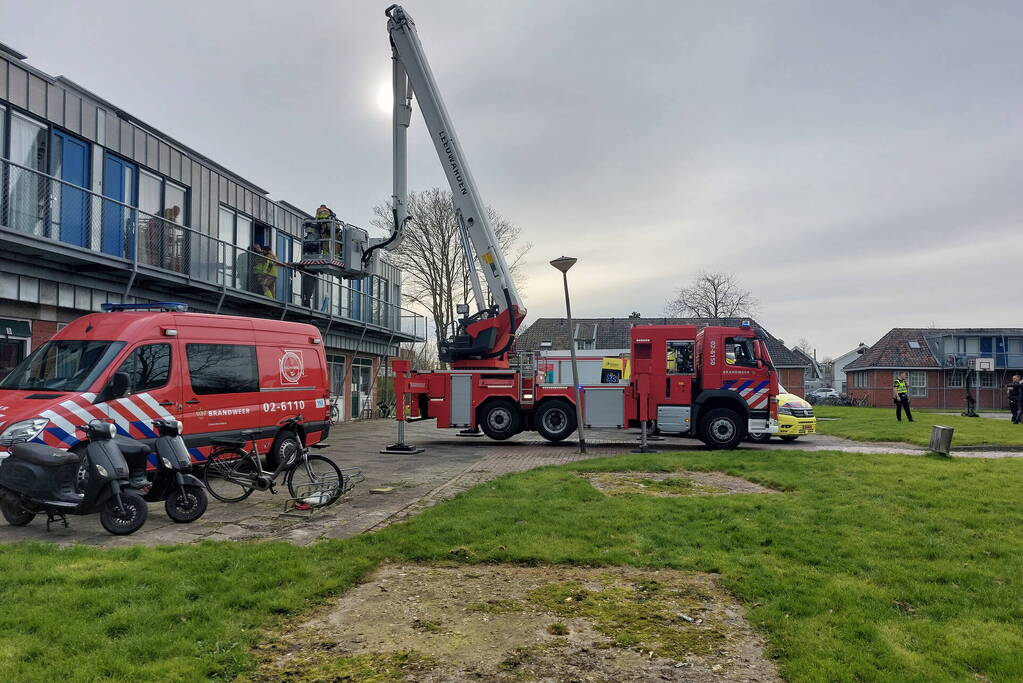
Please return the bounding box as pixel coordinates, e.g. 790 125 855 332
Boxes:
778 368 806 397
847 369 1012 409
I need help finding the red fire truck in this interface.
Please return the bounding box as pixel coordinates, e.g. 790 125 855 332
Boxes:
381 7 778 448
394 323 778 449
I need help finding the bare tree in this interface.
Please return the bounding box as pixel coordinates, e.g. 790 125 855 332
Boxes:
372 188 532 352
665 271 758 319
795 338 814 356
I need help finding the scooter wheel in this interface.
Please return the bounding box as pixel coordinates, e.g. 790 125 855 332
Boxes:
165 485 208 523
100 491 149 535
1 499 36 526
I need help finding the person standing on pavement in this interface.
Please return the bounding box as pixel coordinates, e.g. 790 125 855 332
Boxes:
893 372 913 422
1009 374 1022 424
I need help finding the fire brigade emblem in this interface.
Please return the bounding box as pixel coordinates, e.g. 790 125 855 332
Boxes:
279 350 305 384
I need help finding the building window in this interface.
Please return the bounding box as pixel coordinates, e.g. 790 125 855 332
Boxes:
853 372 867 388
908 370 927 397
8 112 49 236
964 337 980 354
979 372 995 388
186 343 258 394
351 357 374 419
946 371 964 388
1009 338 1023 354
576 339 594 351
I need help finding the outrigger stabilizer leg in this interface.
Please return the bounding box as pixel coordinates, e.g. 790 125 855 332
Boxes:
381 360 425 455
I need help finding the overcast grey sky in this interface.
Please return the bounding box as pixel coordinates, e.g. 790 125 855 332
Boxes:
5 1 1020 358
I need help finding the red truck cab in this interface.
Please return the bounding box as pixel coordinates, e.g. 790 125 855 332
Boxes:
0 305 330 466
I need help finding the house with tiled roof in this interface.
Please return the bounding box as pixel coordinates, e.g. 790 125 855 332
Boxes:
845 328 1023 409
515 317 813 395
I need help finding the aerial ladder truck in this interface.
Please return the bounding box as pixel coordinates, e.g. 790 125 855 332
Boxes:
383 5 780 449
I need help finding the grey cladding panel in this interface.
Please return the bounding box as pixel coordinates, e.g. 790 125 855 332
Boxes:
27 75 45 115
105 112 119 152
64 93 81 133
8 65 26 107
81 103 96 142
46 84 63 126
0 60 7 101
450 375 473 426
133 127 146 163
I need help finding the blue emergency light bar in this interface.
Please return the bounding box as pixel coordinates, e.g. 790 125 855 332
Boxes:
101 302 189 312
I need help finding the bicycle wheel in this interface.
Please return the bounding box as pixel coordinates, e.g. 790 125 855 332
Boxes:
329 402 340 425
202 448 257 503
286 454 344 508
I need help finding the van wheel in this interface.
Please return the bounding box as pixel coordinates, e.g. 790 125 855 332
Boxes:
746 431 771 443
479 399 522 441
698 408 745 450
1 499 35 526
536 401 576 442
268 431 301 470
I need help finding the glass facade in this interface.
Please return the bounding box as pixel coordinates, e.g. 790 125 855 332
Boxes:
8 113 48 235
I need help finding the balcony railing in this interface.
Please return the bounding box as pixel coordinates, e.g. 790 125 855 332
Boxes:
0 157 427 341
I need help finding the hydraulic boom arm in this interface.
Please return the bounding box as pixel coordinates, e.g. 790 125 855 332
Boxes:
384 4 526 367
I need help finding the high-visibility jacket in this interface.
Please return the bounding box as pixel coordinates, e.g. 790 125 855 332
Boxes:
894 378 908 395
255 257 278 277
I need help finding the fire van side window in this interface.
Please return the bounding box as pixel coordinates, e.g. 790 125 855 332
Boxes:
186 344 259 395
115 344 171 394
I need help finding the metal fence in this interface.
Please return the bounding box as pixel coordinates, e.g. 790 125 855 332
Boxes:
0 157 427 340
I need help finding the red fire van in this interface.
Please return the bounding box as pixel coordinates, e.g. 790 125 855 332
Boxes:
0 304 330 466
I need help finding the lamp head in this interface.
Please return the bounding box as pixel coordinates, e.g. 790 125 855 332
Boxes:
549 256 577 273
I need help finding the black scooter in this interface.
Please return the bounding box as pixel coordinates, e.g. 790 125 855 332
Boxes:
119 419 207 523
0 420 149 535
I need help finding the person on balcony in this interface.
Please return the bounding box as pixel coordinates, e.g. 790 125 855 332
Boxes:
254 245 279 298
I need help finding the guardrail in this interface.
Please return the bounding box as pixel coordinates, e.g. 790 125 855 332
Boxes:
0 157 427 341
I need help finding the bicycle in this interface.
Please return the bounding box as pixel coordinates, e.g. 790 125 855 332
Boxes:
329 395 342 425
201 416 344 507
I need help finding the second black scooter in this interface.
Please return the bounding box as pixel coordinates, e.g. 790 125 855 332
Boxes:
119 419 208 523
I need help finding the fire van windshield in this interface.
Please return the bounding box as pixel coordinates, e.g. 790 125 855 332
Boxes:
0 340 126 393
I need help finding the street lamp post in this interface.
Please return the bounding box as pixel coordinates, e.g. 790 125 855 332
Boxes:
550 256 587 455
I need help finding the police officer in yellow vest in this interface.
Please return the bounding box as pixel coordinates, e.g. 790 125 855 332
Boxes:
893 372 913 422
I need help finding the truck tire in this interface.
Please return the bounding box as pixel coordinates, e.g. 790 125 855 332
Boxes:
479 399 522 441
535 400 577 442
268 430 301 470
698 408 745 450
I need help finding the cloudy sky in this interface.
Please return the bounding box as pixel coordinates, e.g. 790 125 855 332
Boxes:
5 1 1020 358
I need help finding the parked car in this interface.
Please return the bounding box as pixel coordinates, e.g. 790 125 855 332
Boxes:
748 386 816 443
807 387 840 402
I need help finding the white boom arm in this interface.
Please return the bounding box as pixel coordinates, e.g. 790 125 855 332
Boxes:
381 4 524 317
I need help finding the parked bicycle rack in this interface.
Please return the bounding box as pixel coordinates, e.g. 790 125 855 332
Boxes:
280 467 365 518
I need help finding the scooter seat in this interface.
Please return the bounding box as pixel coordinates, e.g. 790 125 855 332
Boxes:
8 443 80 467
113 436 152 458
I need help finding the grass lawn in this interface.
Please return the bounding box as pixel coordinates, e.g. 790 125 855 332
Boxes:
1 450 1023 681
814 405 1023 447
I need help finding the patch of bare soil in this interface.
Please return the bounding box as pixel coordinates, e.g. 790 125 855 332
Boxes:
255 564 779 682
583 471 780 497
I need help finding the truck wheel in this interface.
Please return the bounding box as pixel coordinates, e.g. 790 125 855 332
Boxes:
699 408 745 450
268 430 301 470
536 400 577 442
479 399 522 441
746 431 771 443
1 498 35 526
